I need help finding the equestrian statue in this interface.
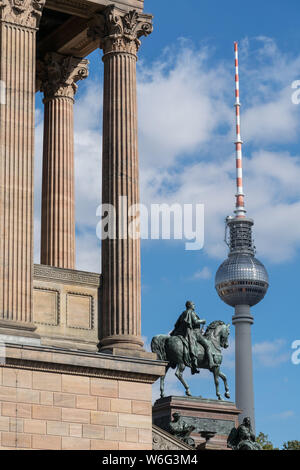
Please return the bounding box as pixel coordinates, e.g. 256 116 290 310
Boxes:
151 300 231 400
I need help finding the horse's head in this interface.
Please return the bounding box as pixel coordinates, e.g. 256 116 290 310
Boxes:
204 320 230 349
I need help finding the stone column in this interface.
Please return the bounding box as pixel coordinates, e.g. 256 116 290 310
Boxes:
89 6 153 352
0 0 45 337
232 304 255 431
38 53 89 269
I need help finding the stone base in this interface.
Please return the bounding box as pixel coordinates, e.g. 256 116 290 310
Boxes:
152 396 241 450
0 320 40 347
0 334 41 348
40 336 98 353
101 347 157 361
0 343 166 450
99 335 145 352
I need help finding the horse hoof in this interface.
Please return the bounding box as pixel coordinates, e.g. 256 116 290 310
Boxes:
217 396 222 400
186 390 192 397
225 392 230 399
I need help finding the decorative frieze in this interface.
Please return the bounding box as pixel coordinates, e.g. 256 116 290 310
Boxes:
34 264 101 287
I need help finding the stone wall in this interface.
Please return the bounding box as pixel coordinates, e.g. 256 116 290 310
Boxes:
33 264 100 352
0 344 165 450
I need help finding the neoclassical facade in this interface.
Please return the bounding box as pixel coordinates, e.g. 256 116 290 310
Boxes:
0 0 165 450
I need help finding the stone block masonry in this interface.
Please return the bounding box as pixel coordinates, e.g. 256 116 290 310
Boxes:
0 344 165 450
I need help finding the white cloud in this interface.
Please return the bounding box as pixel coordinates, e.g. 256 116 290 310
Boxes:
189 266 212 281
34 37 300 270
272 410 295 420
138 45 232 169
253 339 290 367
222 339 235 370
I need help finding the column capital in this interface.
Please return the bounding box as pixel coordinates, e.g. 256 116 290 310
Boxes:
0 0 45 29
88 5 153 56
37 52 89 102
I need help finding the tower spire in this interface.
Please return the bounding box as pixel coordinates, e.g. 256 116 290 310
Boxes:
234 42 246 218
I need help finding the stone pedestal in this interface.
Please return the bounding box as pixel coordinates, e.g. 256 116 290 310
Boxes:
153 396 241 450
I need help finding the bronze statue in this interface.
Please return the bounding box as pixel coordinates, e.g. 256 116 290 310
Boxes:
151 301 231 400
227 417 262 450
170 300 214 374
168 412 195 447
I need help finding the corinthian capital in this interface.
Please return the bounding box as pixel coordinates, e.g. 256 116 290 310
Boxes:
0 0 45 29
37 52 89 101
88 5 153 56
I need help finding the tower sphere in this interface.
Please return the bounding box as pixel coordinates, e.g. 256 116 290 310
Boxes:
215 253 269 307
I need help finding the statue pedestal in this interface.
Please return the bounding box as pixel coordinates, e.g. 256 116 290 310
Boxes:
152 396 241 450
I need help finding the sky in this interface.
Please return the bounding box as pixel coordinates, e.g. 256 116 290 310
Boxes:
34 0 300 448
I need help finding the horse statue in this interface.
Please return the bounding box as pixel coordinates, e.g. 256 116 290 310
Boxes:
151 320 231 400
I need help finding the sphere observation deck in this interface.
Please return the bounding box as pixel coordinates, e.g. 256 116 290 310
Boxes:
215 217 269 307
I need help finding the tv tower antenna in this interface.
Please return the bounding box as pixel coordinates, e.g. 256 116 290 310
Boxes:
215 42 269 430
234 42 246 218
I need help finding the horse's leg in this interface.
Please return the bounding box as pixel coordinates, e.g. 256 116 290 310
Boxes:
218 370 230 399
160 365 170 398
213 366 222 400
175 363 191 397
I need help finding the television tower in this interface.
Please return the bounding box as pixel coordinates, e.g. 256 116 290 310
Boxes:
215 42 269 429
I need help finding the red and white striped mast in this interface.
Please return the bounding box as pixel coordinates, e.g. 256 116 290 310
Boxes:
234 41 246 218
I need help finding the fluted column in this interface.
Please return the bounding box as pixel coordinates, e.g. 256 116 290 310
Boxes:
38 53 89 268
89 7 153 351
0 0 45 335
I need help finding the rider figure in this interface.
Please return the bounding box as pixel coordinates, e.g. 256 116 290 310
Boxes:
170 301 215 374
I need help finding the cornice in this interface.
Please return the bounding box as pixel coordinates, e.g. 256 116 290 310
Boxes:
34 264 101 287
1 343 166 383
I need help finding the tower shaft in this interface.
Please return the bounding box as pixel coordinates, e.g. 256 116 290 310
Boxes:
233 304 255 430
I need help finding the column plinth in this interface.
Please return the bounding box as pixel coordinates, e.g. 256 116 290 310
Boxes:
0 0 45 336
38 53 88 269
89 6 153 352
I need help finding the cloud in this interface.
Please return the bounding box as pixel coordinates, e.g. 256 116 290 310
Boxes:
189 266 212 281
222 339 235 370
253 339 290 367
137 44 232 169
272 410 295 420
34 37 300 270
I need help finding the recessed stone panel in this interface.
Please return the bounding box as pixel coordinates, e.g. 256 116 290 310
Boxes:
33 289 59 326
67 293 92 330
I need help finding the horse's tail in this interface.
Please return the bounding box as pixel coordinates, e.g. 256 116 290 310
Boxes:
151 335 169 362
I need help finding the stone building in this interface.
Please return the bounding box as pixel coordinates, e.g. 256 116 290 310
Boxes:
0 0 166 450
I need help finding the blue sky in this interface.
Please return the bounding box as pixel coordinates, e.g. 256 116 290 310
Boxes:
34 0 300 448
